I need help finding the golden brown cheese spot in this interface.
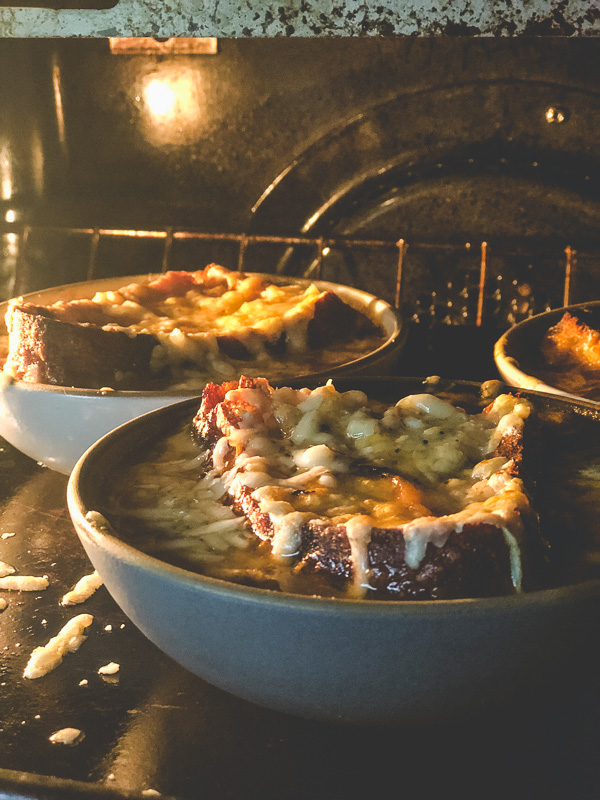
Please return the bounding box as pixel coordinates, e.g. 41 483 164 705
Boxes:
280 472 432 528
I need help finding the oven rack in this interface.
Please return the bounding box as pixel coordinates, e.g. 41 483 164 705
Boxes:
2 224 598 328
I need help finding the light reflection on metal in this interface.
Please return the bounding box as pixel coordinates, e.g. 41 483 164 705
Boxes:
1 231 19 306
394 239 408 311
109 38 218 56
86 227 100 281
545 106 568 124
161 227 174 273
564 245 574 306
144 79 177 117
30 128 45 196
52 57 67 150
476 241 488 327
0 144 12 201
1 224 586 326
4 209 15 223
237 234 248 271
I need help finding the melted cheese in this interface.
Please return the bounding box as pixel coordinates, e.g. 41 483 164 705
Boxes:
23 613 93 679
209 381 532 594
60 571 103 606
2 267 384 389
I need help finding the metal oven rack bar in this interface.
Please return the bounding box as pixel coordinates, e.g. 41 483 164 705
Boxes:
4 224 595 327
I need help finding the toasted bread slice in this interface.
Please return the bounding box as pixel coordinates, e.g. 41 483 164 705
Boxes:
193 377 541 600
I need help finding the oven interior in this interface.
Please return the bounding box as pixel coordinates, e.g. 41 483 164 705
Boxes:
1 36 600 800
1 38 599 380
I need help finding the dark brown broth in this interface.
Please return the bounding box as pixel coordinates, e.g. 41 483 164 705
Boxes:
535 362 600 402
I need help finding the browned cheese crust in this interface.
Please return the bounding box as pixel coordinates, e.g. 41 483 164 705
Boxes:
194 378 542 600
542 311 600 370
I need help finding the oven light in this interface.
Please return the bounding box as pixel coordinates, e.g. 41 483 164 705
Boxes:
4 209 16 223
140 73 203 144
144 80 178 117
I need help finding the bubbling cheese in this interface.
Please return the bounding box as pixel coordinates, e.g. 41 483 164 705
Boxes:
207 381 532 594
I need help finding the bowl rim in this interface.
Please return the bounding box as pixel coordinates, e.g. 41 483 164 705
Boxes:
1 272 405 398
494 300 600 403
67 376 600 614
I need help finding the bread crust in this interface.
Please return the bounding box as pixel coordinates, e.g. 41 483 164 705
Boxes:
6 303 158 390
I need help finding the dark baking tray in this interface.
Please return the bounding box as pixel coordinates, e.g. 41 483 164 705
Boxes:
2 334 600 799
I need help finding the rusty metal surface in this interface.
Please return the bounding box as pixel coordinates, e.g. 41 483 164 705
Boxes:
0 0 599 37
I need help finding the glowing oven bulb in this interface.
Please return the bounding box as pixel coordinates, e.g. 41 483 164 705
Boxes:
144 80 178 117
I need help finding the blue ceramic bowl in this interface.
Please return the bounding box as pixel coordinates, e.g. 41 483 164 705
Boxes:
67 378 600 725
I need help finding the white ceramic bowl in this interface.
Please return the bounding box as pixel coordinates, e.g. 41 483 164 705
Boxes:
494 302 600 403
0 274 404 474
67 377 600 725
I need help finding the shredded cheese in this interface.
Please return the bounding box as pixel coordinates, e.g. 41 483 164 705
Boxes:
0 560 15 578
49 727 84 745
0 575 48 591
98 662 120 675
23 614 93 679
60 571 103 606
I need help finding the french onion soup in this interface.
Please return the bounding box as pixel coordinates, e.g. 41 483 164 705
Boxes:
92 377 569 601
2 265 386 391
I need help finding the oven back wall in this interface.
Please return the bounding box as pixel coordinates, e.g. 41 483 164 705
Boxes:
0 38 599 307
1 39 599 227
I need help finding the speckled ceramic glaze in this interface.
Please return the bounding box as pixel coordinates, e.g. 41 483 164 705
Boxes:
67 378 600 725
0 275 403 474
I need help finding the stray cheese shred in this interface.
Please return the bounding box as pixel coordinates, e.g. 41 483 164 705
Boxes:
60 571 103 606
23 614 93 680
0 575 48 591
98 661 120 675
0 560 15 578
49 727 84 745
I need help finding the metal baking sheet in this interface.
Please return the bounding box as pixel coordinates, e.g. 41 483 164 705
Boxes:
1 423 600 799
